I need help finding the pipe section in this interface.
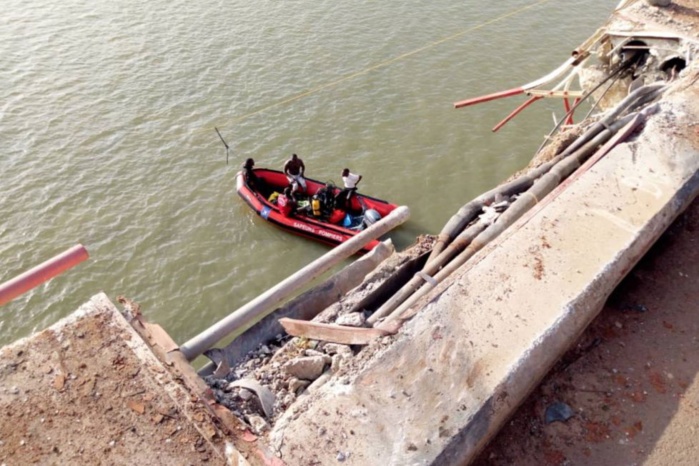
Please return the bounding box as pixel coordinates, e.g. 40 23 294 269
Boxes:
0 244 89 307
179 206 410 361
382 111 644 327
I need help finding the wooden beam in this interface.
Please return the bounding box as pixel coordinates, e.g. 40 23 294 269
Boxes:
279 318 393 345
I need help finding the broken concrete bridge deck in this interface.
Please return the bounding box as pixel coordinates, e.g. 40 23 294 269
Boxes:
0 294 241 466
3 3 699 465
265 74 699 464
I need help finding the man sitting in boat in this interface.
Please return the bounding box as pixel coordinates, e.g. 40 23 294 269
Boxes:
242 158 258 188
277 187 297 217
283 153 306 193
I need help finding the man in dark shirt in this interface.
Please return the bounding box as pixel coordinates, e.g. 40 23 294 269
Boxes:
283 153 306 193
242 158 257 188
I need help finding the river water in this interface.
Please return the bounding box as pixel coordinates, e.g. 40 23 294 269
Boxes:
1 0 615 348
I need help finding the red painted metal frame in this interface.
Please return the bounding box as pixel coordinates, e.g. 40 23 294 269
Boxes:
492 95 543 132
0 244 89 306
567 97 581 125
454 87 524 109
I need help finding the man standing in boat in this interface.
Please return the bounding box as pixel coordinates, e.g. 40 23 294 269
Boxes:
283 153 306 193
341 168 362 190
336 168 362 209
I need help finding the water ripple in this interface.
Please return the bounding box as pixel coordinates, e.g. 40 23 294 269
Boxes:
1 0 614 346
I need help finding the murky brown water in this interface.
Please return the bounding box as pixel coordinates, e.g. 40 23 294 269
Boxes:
0 0 615 346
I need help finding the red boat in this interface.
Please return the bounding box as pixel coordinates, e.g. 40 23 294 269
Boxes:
235 168 398 252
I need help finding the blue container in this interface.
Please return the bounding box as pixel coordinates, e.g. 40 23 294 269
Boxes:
342 214 352 227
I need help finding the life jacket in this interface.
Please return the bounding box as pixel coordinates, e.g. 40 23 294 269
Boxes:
278 195 293 217
311 197 322 217
329 209 345 225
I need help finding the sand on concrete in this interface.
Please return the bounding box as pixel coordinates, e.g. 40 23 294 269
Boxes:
0 294 235 466
474 196 699 466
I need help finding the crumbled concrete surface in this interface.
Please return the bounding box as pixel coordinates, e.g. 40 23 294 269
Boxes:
618 0 699 38
0 294 234 465
202 237 434 432
258 62 699 465
475 195 699 466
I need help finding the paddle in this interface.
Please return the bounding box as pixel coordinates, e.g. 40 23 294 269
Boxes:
214 127 230 165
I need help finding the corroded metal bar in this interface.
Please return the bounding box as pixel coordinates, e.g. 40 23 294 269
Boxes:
454 87 524 109
0 244 89 306
492 96 543 132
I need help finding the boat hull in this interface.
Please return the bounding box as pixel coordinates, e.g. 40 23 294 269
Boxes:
235 169 398 252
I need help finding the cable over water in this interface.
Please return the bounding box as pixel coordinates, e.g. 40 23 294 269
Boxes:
211 0 554 133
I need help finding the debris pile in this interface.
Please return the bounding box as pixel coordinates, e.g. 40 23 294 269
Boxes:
203 236 435 434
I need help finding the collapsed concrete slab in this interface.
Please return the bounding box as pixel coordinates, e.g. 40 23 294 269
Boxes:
4 5 698 466
265 74 699 465
0 293 244 466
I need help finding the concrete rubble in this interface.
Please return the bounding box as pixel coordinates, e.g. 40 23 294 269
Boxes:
0 294 240 466
263 74 699 465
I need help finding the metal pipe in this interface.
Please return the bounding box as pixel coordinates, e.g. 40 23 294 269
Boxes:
198 239 394 374
454 87 524 109
437 82 665 264
492 96 543 132
427 154 566 262
454 57 577 109
0 244 89 306
566 98 581 125
490 59 585 132
519 59 579 91
179 206 410 361
534 58 636 155
433 83 626 263
528 90 584 98
549 82 664 162
369 220 486 325
383 112 641 327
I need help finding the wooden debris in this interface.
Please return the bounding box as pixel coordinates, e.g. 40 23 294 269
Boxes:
279 318 392 345
143 322 180 353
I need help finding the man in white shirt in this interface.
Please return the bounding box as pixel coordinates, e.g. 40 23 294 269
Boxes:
337 168 363 210
341 168 362 189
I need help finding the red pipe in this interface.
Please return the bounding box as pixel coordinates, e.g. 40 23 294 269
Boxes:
566 97 581 125
453 87 524 109
492 95 543 132
0 244 89 306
